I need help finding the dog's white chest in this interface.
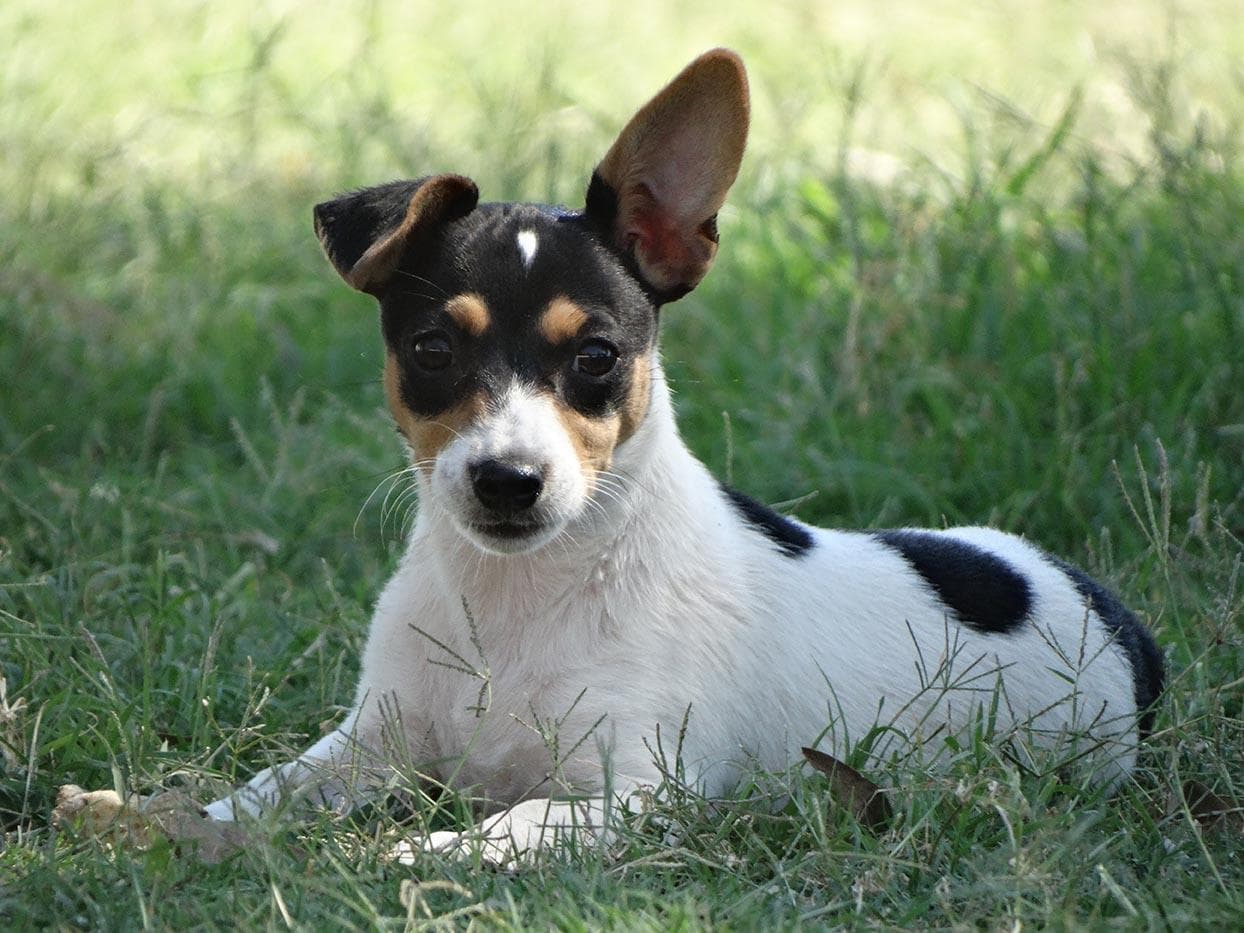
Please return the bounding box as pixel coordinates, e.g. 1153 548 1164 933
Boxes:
420 644 618 803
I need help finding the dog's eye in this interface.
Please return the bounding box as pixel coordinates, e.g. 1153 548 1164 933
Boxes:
573 339 619 377
412 332 453 371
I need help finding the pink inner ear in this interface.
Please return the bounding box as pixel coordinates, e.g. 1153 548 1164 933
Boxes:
625 185 713 291
643 139 722 226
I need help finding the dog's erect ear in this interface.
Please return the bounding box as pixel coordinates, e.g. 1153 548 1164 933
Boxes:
587 49 749 300
313 174 479 296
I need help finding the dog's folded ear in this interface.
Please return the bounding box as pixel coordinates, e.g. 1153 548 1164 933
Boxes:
587 49 749 302
313 174 480 295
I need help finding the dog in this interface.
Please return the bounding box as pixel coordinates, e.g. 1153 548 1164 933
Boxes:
203 49 1163 864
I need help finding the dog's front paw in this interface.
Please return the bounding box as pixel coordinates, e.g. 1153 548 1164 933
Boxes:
394 798 602 870
393 822 534 871
389 828 515 869
428 827 524 869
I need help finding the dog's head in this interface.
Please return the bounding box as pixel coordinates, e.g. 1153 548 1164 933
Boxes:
315 50 749 554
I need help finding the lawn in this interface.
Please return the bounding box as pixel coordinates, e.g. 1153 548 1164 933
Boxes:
1 0 1241 927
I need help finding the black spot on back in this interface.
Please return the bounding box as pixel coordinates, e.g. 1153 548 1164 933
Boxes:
720 484 814 558
1049 557 1164 737
875 530 1032 634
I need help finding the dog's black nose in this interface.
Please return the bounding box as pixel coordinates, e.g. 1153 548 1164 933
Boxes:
469 459 544 515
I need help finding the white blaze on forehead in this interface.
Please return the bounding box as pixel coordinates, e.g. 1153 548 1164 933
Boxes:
516 229 539 270
477 381 563 457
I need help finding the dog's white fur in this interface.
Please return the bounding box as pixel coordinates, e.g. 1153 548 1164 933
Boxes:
204 51 1148 866
206 362 1141 861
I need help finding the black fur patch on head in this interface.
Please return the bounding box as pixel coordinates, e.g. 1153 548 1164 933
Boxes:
875 530 1032 634
1048 557 1164 736
584 171 618 235
720 484 814 558
378 203 657 422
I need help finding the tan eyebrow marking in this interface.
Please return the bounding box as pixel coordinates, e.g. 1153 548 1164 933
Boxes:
445 293 491 337
539 297 589 345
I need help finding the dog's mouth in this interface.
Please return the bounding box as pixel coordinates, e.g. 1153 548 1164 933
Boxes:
470 518 544 540
460 511 565 552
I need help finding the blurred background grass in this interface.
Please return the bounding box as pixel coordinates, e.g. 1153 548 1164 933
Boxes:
1 1 1241 926
4 0 1240 532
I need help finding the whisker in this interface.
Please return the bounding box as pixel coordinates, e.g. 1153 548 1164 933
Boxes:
389 290 444 304
355 465 418 537
390 269 450 299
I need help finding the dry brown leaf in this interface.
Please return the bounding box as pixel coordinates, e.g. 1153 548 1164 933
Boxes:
54 784 251 864
801 746 893 831
141 790 252 863
1180 779 1244 832
54 785 151 843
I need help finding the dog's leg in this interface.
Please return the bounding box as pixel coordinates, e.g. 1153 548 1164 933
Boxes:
204 710 387 821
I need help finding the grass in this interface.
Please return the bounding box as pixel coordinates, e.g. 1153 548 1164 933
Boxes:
2 0 1242 927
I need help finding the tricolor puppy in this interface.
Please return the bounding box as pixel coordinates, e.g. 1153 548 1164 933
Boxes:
205 50 1163 862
